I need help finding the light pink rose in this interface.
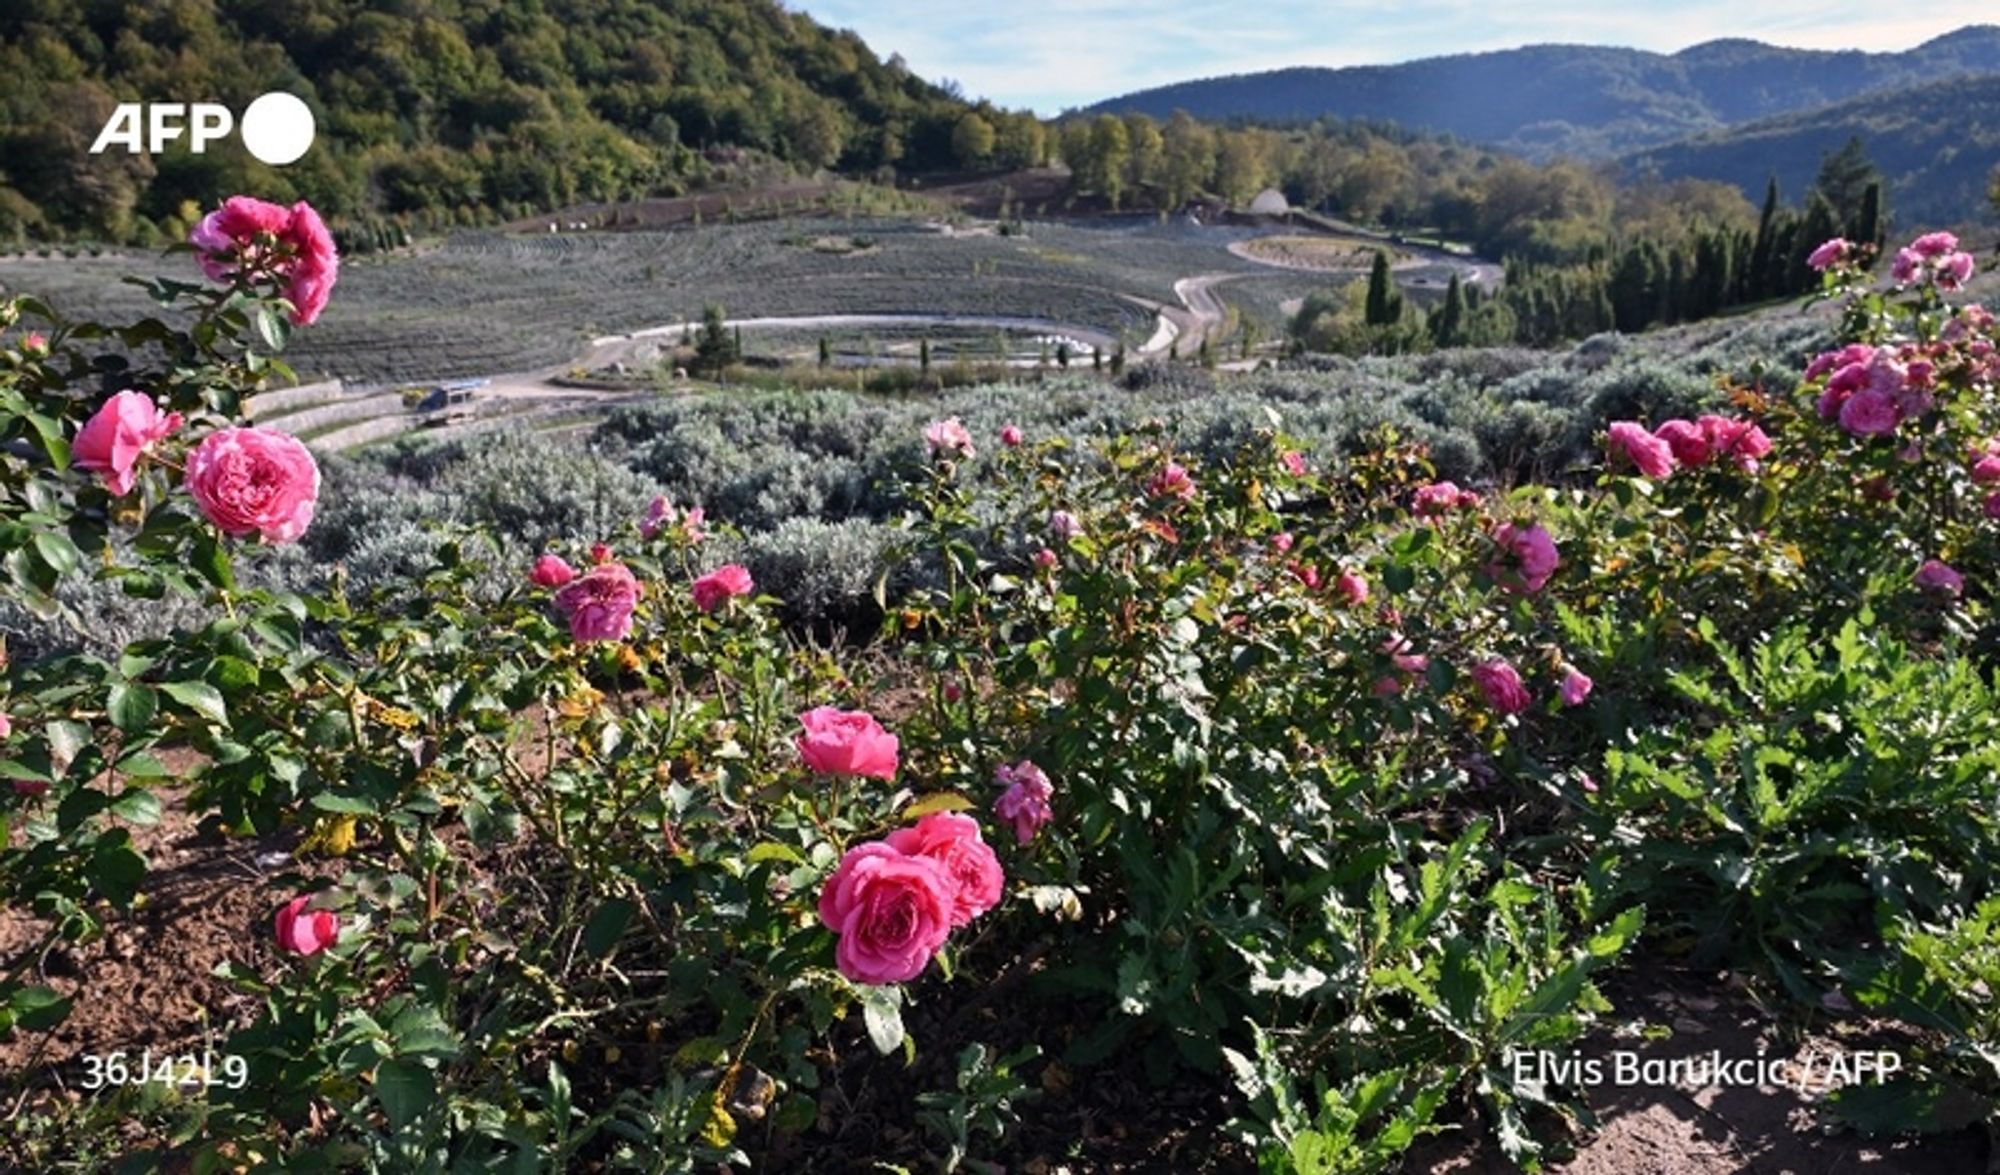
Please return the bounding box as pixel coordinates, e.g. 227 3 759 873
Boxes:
21 332 47 354
184 426 320 543
1145 462 1197 501
274 894 339 957
796 707 899 780
923 417 975 459
1000 424 1024 448
1269 531 1295 553
1334 570 1369 606
1806 238 1851 272
1049 510 1083 540
691 564 753 613
1938 252 1976 291
553 561 642 642
1472 659 1531 715
1489 521 1559 594
993 760 1054 846
0 711 9 740
885 812 1004 928
680 506 707 544
530 553 576 587
73 390 182 496
639 495 672 539
817 842 954 985
1915 559 1964 598
1607 421 1675 478
1560 667 1593 707
1281 450 1307 476
1892 248 1922 284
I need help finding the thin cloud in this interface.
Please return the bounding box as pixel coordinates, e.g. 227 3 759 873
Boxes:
794 0 1998 112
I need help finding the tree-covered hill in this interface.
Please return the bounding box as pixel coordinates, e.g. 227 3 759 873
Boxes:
0 0 1006 243
1626 72 2000 230
1083 26 2000 162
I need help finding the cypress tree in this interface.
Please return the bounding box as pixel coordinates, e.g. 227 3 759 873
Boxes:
818 336 831 368
1431 273 1467 347
1853 181 1884 252
920 337 932 374
1748 176 1779 302
1365 250 1399 326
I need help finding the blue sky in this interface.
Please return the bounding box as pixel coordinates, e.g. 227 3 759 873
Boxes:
793 1 1999 113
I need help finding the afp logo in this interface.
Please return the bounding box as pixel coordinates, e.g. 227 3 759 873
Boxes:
90 93 316 166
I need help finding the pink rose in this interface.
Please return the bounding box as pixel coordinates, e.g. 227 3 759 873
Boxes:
1915 559 1964 599
817 842 954 985
1288 561 1322 591
1560 667 1593 707
1984 493 2000 520
1807 238 1851 272
680 506 707 544
923 417 976 459
1033 547 1058 570
1269 531 1295 553
796 707 899 780
530 553 576 587
1145 462 1197 501
1281 450 1307 476
1472 659 1531 715
993 760 1054 846
0 711 9 740
1972 455 2000 485
1838 390 1901 437
1000 424 1024 448
1606 421 1675 478
884 812 1004 928
21 332 48 354
691 564 754 613
1892 248 1921 284
189 197 339 325
184 426 320 543
1489 521 1559 594
1049 510 1083 540
73 390 182 496
1938 252 1976 292
1910 231 1959 259
553 561 642 642
274 894 339 957
1699 416 1771 472
589 543 613 565
1333 570 1369 606
1652 419 1711 467
639 495 672 539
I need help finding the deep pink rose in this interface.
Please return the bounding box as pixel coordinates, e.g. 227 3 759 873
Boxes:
1699 416 1771 472
1560 667 1593 707
184 426 320 543
993 760 1054 845
1490 522 1559 594
796 707 899 779
1607 421 1675 478
691 564 754 613
1146 462 1197 501
1281 450 1307 476
1000 424 1024 448
281 202 339 325
274 894 339 957
923 417 975 459
530 553 576 587
1985 493 2000 520
0 711 9 740
1652 419 1711 467
885 812 1004 928
553 561 642 642
1034 547 1058 570
1838 390 1901 437
74 390 182 496
1334 570 1369 606
817 842 954 985
1472 659 1531 715
1972 454 2000 485
190 196 291 282
1288 562 1322 591
1915 559 1964 598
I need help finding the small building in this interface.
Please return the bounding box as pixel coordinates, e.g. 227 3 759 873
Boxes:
1248 188 1290 216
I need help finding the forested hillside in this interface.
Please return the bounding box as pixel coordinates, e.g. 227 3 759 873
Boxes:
0 0 1016 243
1084 26 2000 161
1630 72 2000 230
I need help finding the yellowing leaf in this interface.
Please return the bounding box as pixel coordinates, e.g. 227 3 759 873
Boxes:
700 1090 738 1148
903 792 974 819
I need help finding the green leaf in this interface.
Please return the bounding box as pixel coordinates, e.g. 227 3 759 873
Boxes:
860 984 904 1056
107 684 159 734
189 533 235 591
581 898 636 959
88 843 147 907
160 680 228 727
110 790 163 826
746 842 806 866
1828 1078 1991 1135
252 304 291 352
11 984 72 1031
374 1058 434 1132
310 792 379 816
32 531 81 575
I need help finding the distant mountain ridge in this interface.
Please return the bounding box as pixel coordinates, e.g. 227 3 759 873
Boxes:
1083 26 2000 161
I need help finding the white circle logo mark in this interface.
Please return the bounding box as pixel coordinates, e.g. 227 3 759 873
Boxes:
240 93 315 166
